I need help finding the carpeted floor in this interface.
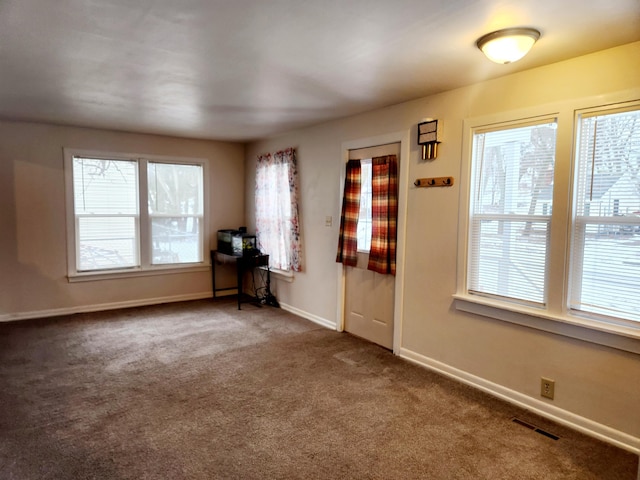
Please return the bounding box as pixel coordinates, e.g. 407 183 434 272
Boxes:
0 298 637 479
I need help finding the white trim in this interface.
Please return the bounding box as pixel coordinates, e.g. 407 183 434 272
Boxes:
0 292 213 323
63 148 210 280
453 294 640 354
399 347 640 455
68 264 211 282
338 130 410 354
336 267 346 333
456 90 640 350
279 302 336 330
268 267 295 283
567 101 640 329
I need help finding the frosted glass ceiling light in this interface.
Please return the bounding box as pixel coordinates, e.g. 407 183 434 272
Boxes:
476 27 540 64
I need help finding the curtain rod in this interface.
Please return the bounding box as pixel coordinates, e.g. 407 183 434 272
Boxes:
348 141 398 151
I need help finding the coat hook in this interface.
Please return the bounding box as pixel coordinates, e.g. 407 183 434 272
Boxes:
413 176 455 188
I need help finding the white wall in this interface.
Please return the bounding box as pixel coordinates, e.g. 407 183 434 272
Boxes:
245 42 640 448
0 121 245 318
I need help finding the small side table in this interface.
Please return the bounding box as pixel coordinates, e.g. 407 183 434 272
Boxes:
211 251 270 310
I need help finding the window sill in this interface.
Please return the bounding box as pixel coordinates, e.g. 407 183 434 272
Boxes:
452 293 640 355
265 267 294 283
68 264 210 283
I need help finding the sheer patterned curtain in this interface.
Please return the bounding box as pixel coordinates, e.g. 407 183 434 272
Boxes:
335 160 361 267
368 155 398 275
255 148 302 272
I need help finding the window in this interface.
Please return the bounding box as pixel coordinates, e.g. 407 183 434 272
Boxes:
73 157 140 271
459 99 640 343
65 149 206 277
570 106 640 323
255 148 302 272
468 118 557 306
148 162 204 265
356 159 372 252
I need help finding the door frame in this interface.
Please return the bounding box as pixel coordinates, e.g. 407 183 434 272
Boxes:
336 130 410 354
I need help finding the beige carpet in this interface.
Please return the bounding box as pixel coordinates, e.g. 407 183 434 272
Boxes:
0 298 637 479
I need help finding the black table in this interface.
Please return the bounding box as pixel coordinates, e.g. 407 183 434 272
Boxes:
211 250 270 309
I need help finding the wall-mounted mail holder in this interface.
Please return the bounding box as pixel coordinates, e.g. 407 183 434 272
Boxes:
418 119 441 160
414 176 455 188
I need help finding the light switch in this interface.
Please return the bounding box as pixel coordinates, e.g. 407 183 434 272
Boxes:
325 216 332 227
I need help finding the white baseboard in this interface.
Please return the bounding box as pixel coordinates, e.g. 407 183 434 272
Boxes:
399 347 640 456
0 292 214 322
279 302 336 330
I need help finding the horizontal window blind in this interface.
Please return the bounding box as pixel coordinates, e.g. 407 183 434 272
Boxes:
468 120 557 306
70 155 207 273
73 157 139 271
570 107 640 322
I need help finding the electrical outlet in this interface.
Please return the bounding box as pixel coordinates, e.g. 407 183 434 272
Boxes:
541 377 555 400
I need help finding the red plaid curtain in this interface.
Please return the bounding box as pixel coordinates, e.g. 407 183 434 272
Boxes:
368 155 398 275
335 160 361 267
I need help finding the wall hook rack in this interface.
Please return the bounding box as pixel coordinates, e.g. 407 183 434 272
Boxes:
414 176 455 188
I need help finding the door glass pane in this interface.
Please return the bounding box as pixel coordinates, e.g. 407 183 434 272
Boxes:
357 160 372 252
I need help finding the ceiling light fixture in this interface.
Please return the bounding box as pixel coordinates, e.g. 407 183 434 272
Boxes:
476 27 541 64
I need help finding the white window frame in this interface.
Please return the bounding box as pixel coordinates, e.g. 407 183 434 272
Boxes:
64 148 210 282
455 92 640 355
466 116 557 308
568 101 640 326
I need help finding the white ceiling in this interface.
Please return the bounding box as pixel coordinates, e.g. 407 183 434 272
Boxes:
1 0 639 142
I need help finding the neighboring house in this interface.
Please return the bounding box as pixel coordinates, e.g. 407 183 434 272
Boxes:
589 171 640 217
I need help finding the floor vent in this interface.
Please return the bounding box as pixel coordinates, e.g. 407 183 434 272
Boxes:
512 418 560 440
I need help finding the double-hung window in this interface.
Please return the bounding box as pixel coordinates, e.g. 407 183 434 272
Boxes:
459 99 640 343
468 118 557 306
65 149 206 278
148 161 204 265
72 157 140 271
570 106 640 323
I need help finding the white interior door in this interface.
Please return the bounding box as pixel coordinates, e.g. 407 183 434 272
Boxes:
343 142 399 350
345 252 395 349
